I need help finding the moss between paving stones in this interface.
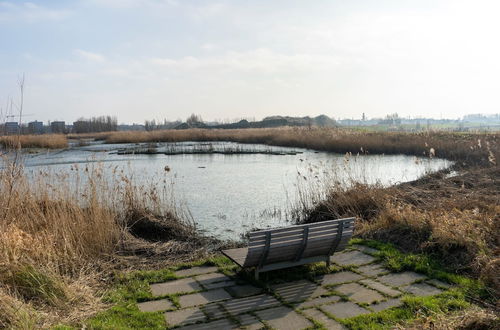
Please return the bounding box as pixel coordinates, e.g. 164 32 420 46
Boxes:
56 240 488 329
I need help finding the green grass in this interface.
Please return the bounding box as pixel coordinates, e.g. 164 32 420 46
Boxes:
76 256 234 329
57 240 487 329
339 239 487 329
342 290 470 329
350 238 490 302
8 265 67 306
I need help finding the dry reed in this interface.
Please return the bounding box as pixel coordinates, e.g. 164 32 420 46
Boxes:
97 128 499 166
0 159 203 327
0 134 68 149
297 165 499 298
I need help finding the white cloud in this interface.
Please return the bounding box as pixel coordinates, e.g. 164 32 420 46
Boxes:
74 49 106 62
151 49 341 74
85 0 178 9
201 43 217 51
0 1 71 23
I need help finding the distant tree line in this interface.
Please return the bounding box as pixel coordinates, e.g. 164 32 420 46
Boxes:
73 116 117 133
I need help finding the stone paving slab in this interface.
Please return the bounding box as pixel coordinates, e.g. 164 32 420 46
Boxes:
402 283 443 297
200 303 226 320
195 272 230 286
225 284 263 298
377 271 427 287
352 245 380 255
255 306 312 330
426 279 452 289
175 266 219 277
321 301 371 319
318 271 364 286
357 264 388 277
179 289 232 308
335 282 384 304
176 318 236 330
295 295 341 309
164 307 206 327
237 313 264 330
203 280 237 290
330 250 376 266
360 279 402 297
302 308 346 329
151 278 202 296
370 298 403 312
271 280 329 303
137 299 173 312
222 294 281 316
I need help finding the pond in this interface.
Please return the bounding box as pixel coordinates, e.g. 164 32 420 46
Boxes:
20 141 452 239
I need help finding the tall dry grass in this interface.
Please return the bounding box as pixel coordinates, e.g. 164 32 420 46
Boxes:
297 165 499 299
0 134 68 149
0 159 203 327
98 128 499 166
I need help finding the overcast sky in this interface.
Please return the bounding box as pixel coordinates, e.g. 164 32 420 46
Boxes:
1 0 499 124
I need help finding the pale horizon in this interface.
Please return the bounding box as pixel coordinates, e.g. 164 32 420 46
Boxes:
1 0 500 123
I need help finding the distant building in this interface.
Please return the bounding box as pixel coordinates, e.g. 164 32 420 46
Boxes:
28 121 44 134
5 122 20 135
50 121 66 134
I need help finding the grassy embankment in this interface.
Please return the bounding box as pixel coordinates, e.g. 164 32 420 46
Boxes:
1 127 498 327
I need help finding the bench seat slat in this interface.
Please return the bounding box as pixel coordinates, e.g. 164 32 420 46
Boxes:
249 226 351 246
221 247 248 267
248 218 354 238
247 225 345 247
249 221 344 239
249 229 353 250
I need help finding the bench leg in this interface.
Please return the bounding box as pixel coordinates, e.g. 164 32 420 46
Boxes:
326 257 331 268
255 269 260 281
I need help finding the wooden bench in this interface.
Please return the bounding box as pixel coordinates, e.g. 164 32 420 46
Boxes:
222 217 355 280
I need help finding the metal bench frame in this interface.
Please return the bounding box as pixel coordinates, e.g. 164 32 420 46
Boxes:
222 217 355 280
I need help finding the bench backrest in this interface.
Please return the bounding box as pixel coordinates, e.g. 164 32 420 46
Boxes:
243 217 355 268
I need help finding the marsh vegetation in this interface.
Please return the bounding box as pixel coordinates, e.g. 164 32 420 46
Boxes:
0 127 498 328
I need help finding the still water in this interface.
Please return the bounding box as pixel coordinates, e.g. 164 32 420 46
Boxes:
20 142 452 239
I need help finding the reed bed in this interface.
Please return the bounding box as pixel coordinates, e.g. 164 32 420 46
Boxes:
100 128 498 166
0 134 68 149
296 165 499 299
0 159 206 328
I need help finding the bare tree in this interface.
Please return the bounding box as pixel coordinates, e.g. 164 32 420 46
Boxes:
186 113 203 126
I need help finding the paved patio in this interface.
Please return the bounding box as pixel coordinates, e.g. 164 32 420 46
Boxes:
137 245 448 329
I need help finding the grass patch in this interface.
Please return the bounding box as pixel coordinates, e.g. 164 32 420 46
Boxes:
350 238 491 302
81 257 233 329
343 291 470 329
6 264 67 306
86 305 165 330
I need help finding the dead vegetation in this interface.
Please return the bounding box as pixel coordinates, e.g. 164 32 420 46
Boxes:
0 160 211 328
401 306 499 329
84 128 500 165
300 166 499 301
0 134 68 149
1 127 498 327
